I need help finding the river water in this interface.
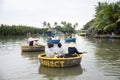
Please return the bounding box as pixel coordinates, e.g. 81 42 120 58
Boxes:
0 35 120 80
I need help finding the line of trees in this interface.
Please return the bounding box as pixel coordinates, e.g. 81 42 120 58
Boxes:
83 1 120 35
0 24 47 36
0 21 78 36
42 21 78 33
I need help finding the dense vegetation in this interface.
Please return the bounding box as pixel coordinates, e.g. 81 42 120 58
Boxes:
0 21 77 36
42 21 78 33
83 1 120 34
0 24 47 36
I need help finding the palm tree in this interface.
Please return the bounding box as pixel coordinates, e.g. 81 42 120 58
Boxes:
73 22 78 30
61 21 66 27
42 21 47 28
47 23 51 28
54 22 57 26
94 1 120 32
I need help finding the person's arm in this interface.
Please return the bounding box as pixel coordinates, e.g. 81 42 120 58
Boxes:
45 47 49 57
74 47 82 54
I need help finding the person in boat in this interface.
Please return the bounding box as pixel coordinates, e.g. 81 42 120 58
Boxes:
56 42 65 58
51 36 55 40
47 36 52 41
67 42 84 57
67 34 72 38
33 38 40 46
45 42 55 57
27 37 34 46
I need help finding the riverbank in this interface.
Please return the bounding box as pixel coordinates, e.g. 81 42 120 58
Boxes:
93 34 120 39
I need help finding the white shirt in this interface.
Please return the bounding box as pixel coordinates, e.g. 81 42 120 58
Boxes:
45 46 55 57
54 44 65 56
33 41 40 46
57 47 65 56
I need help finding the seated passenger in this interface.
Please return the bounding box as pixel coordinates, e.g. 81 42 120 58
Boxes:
45 42 55 57
67 42 83 57
33 38 40 46
56 43 65 58
27 37 34 46
29 41 34 46
51 36 55 40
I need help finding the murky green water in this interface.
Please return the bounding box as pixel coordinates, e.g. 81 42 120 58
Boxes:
0 35 120 80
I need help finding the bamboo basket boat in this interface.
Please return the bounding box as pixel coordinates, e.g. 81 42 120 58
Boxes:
47 39 60 44
38 53 82 68
65 38 76 43
21 45 45 52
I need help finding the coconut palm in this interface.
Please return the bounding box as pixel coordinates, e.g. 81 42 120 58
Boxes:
54 22 58 28
94 1 120 33
73 22 78 30
42 21 47 28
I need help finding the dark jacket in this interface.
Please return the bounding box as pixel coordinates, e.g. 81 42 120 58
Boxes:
68 47 82 57
29 41 33 46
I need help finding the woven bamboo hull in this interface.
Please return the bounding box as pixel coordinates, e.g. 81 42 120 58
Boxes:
38 53 82 68
21 45 45 52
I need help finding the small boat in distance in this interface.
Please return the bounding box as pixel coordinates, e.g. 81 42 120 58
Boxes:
78 30 86 36
38 53 82 68
47 39 60 44
65 38 76 43
21 45 45 52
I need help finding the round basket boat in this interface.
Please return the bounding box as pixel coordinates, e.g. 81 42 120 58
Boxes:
47 39 60 44
21 45 45 52
65 38 76 43
38 53 82 68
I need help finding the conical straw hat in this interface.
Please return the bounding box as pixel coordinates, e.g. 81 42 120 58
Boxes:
28 37 34 41
34 38 39 41
68 42 76 47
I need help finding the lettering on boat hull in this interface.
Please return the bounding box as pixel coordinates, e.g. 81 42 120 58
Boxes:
41 60 65 67
40 59 81 67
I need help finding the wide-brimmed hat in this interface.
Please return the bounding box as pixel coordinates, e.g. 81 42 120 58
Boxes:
68 42 76 47
34 38 39 41
28 37 34 41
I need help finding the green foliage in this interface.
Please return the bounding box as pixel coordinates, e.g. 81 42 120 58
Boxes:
55 22 75 33
94 1 120 31
0 21 77 36
83 1 120 34
0 20 78 36
0 24 47 36
43 21 76 33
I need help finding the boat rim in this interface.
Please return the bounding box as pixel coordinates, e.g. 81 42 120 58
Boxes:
38 53 82 60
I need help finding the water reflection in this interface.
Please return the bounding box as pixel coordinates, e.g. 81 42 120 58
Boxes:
94 39 120 77
38 64 83 80
0 36 26 43
0 35 120 80
21 51 44 60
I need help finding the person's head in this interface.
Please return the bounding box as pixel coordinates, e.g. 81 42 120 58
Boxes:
58 43 62 48
47 42 54 48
